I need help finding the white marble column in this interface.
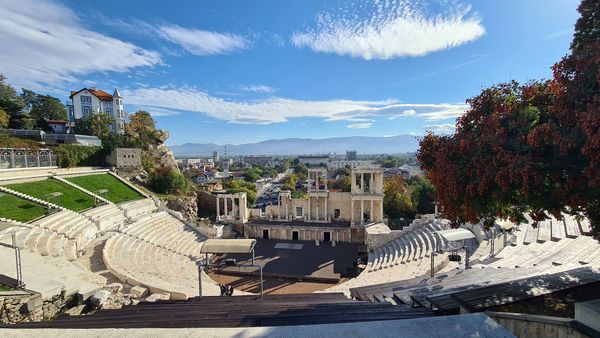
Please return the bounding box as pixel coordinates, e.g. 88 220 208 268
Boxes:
307 196 311 221
324 196 328 221
351 199 354 225
360 199 364 225
370 199 373 222
352 173 356 192
216 196 220 219
370 173 374 193
379 200 383 222
285 196 289 220
224 197 228 217
316 197 319 221
361 173 364 192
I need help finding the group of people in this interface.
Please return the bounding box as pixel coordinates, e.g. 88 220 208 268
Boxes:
219 284 234 296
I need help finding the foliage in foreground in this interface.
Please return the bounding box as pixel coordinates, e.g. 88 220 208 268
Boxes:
417 0 600 237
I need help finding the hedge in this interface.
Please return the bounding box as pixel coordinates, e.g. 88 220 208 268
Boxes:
54 144 104 168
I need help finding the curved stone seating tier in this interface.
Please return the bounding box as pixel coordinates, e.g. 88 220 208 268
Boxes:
32 209 98 252
102 233 220 300
82 204 126 231
121 211 207 258
0 225 77 260
325 219 453 296
484 234 600 269
369 219 451 272
117 198 158 219
0 243 105 300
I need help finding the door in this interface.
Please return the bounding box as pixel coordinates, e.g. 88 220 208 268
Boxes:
263 229 269 239
323 232 331 242
292 231 299 241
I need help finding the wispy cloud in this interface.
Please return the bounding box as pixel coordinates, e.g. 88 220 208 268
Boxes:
156 25 247 55
292 0 485 60
347 123 373 129
388 109 416 120
241 85 276 93
0 0 162 89
123 85 467 124
424 123 455 134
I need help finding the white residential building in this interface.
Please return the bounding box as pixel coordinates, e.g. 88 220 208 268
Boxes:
328 160 377 170
67 88 125 134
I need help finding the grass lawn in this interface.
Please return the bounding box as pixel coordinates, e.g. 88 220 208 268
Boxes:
0 194 47 222
4 179 95 212
66 174 142 204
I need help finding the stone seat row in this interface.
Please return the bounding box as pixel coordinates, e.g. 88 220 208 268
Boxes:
122 211 207 258
521 213 592 244
485 234 600 269
0 224 77 260
117 198 158 219
32 209 98 252
82 204 126 231
102 233 220 300
368 220 451 272
0 243 104 300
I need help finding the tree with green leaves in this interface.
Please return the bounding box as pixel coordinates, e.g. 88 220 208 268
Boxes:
0 108 9 129
126 110 158 149
90 112 114 139
383 176 416 219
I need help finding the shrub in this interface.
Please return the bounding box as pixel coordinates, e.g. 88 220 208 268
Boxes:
148 168 189 194
54 144 104 168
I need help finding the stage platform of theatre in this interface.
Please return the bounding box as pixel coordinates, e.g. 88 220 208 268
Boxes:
210 239 360 283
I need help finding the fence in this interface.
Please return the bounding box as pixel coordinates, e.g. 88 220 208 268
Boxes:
0 148 57 169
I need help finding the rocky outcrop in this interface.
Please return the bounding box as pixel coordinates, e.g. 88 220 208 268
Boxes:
166 192 199 221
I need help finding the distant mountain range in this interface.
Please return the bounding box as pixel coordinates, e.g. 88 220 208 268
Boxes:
170 135 419 157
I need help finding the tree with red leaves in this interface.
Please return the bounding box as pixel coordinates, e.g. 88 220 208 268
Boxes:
418 0 600 238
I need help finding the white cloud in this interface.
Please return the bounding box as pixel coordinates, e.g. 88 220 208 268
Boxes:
424 123 456 134
241 85 276 93
292 0 485 60
347 123 373 129
123 86 468 124
0 0 162 89
156 24 247 55
388 109 416 119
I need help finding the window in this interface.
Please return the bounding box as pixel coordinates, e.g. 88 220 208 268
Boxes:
80 95 92 104
105 108 112 115
295 207 303 217
82 106 92 116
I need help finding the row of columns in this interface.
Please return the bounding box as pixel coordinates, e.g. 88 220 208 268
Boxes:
350 198 383 226
216 194 247 222
307 195 328 222
351 171 383 194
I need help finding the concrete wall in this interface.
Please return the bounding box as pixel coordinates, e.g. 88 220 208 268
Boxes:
106 148 142 168
486 312 588 338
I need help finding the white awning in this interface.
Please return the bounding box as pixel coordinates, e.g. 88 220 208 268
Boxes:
436 228 476 242
199 239 257 254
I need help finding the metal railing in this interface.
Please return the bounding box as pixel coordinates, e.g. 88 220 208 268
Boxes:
0 148 57 169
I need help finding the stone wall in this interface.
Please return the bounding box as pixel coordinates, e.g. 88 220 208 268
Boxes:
198 191 217 217
244 223 353 243
0 290 73 324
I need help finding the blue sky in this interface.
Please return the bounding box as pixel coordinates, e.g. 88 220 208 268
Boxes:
0 0 581 145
